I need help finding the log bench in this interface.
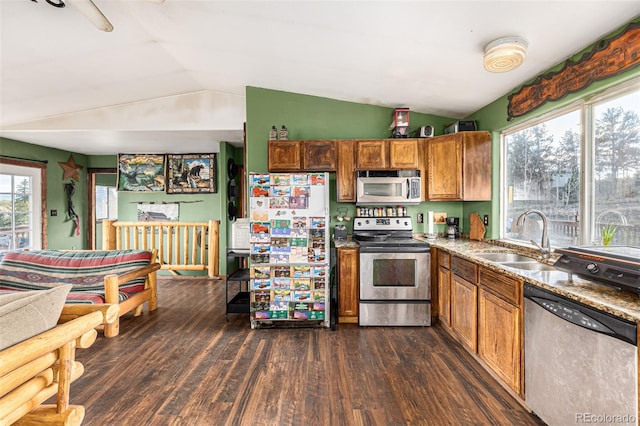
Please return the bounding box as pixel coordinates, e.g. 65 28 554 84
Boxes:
0 249 160 338
0 309 105 426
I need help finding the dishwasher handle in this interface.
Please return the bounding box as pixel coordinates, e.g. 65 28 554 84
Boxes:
524 283 637 346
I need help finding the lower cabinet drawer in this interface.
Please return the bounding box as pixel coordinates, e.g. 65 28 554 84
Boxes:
479 268 521 305
451 256 478 284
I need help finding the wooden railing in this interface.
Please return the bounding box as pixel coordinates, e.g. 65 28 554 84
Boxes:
102 219 220 278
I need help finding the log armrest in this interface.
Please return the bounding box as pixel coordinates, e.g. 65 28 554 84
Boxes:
0 249 161 338
0 310 103 426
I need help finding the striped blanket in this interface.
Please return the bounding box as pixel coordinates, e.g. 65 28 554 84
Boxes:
0 250 152 304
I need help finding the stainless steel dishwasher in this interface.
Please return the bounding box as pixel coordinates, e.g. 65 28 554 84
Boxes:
524 283 638 426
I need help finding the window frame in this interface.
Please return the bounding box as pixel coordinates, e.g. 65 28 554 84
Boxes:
0 158 46 250
500 77 640 247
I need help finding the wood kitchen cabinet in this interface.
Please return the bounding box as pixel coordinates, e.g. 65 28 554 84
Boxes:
268 140 301 171
336 140 356 202
478 267 523 396
389 139 420 169
437 252 525 396
337 246 359 323
356 140 389 169
303 140 336 170
437 250 451 328
268 140 336 172
426 131 492 201
356 139 420 170
450 256 478 352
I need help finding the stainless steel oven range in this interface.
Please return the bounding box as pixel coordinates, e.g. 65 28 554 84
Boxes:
353 216 431 326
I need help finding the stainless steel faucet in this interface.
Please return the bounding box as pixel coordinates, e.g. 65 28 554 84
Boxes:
516 210 550 259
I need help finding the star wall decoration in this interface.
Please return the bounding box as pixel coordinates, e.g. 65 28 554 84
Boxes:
58 155 83 182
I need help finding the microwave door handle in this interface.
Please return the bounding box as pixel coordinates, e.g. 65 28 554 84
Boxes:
406 179 410 199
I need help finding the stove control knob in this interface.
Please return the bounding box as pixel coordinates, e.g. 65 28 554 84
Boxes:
586 263 599 274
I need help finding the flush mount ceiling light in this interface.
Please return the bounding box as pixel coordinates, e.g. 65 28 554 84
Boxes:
483 36 528 73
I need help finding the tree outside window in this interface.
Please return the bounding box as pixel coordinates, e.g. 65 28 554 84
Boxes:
504 85 640 247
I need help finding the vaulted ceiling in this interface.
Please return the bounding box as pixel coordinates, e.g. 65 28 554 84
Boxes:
1 1 639 154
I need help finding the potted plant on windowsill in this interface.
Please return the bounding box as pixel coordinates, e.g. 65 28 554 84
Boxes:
601 223 617 246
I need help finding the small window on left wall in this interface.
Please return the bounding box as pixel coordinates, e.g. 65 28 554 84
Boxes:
0 162 43 251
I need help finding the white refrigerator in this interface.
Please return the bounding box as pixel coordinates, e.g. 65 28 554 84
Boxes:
248 172 330 329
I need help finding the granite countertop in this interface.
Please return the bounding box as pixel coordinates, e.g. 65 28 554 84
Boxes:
422 236 640 324
333 237 359 249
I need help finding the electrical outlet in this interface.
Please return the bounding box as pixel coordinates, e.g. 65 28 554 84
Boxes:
51 210 57 217
417 213 423 224
483 214 489 226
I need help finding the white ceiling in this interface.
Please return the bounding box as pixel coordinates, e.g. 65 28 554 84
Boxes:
1 0 639 155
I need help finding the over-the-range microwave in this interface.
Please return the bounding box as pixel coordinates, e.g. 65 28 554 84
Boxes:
356 170 421 205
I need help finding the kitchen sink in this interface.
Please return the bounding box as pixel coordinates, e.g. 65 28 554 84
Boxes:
500 261 557 271
473 252 535 262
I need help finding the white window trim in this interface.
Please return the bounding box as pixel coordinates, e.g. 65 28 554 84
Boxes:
0 163 43 249
499 76 640 246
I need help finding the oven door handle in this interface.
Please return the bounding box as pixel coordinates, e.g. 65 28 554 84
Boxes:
360 247 431 253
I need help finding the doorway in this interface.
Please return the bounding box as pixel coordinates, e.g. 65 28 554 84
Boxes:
88 168 117 249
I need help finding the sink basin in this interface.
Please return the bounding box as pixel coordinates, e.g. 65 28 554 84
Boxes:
500 261 557 271
474 252 535 262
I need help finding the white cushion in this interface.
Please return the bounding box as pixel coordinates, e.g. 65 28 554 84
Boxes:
0 285 72 350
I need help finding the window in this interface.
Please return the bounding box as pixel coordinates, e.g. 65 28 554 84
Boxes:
95 185 118 220
0 163 43 251
502 80 640 248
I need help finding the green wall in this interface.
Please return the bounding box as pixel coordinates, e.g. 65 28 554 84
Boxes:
245 87 467 234
1 138 231 275
1 137 88 250
4 17 638 254
464 17 640 238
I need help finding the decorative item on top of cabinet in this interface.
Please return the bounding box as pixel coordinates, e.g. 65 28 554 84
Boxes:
426 131 491 201
269 126 278 141
336 140 356 202
337 246 359 323
279 125 288 140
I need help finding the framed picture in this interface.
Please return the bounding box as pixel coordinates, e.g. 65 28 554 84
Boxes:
137 203 179 222
166 153 217 194
117 154 165 192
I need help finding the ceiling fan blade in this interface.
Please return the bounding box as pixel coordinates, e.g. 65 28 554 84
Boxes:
66 0 114 32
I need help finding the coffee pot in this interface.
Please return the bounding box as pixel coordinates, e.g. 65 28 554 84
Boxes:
446 217 459 239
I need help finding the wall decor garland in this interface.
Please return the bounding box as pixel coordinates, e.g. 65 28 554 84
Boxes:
507 21 640 120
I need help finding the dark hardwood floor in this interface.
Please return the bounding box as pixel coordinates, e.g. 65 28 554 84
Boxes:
71 278 543 426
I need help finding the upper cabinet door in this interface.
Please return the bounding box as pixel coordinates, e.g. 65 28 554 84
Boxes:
336 140 356 202
426 131 492 201
268 140 301 172
302 140 336 171
356 140 389 169
427 134 463 200
462 131 492 201
389 139 420 169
